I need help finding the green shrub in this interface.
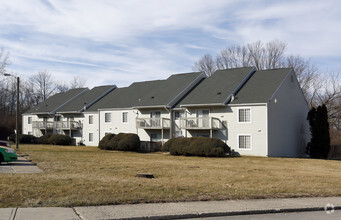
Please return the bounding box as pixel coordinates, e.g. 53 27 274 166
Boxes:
165 137 230 157
48 134 73 145
98 133 116 150
116 133 140 151
168 138 191 156
37 134 52 144
19 134 37 144
9 134 37 144
98 133 140 152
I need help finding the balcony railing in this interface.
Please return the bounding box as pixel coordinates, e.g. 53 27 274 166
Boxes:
32 121 54 130
180 117 222 130
136 118 170 129
32 121 80 130
55 121 80 130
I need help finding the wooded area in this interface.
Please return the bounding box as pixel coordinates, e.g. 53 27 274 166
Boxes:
193 40 341 144
0 48 86 139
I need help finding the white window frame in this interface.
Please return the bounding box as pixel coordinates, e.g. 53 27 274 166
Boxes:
104 112 112 123
238 107 252 123
89 133 94 142
28 117 32 124
238 134 252 150
88 115 94 125
122 111 128 123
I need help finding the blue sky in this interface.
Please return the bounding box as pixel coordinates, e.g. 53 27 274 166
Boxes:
1 0 341 88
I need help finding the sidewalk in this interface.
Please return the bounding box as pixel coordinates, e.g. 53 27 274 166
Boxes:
1 197 340 220
0 156 43 174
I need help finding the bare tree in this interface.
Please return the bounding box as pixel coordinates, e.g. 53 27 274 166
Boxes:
70 76 86 89
0 48 9 75
29 70 55 102
193 54 217 76
193 40 318 100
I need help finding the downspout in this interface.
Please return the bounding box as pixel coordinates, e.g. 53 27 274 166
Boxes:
98 110 101 145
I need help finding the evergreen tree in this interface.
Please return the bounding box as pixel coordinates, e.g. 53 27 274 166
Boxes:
306 104 330 159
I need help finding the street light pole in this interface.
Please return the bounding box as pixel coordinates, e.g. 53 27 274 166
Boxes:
3 73 19 150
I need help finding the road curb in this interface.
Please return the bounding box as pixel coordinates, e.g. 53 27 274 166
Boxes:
97 206 341 220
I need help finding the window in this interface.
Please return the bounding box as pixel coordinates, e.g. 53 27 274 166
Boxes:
89 115 94 124
122 112 128 123
174 111 184 120
238 108 251 123
28 117 32 124
89 133 94 142
104 113 111 123
238 135 251 149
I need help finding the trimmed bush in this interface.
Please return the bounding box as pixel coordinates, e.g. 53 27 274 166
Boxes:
9 134 37 144
48 134 73 145
116 133 140 151
98 133 116 150
98 133 140 152
164 137 230 157
36 134 53 144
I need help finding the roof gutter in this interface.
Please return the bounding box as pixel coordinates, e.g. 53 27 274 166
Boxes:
222 67 257 106
180 103 224 108
132 105 166 109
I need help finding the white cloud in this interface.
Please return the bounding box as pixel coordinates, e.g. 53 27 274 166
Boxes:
0 0 340 89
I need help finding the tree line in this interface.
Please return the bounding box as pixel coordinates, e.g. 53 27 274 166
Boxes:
193 40 341 146
0 48 86 139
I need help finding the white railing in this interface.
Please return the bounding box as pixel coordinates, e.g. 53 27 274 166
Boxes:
136 118 170 129
55 121 80 130
32 121 54 129
32 121 80 130
180 117 222 129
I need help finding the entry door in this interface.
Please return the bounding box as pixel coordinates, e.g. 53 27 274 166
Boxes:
150 111 161 127
197 110 209 128
174 111 184 137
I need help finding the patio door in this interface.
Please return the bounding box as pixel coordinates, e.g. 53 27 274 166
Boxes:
174 111 184 137
196 109 209 128
150 111 161 127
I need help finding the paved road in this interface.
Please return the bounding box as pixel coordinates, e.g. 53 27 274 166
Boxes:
187 210 341 219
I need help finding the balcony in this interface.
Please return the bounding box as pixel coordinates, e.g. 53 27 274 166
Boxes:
56 121 80 130
136 118 170 129
32 121 54 130
32 121 80 130
180 117 222 130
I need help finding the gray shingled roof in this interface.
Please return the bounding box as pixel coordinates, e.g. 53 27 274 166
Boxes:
86 72 203 111
86 80 164 111
57 85 116 113
232 68 292 104
24 88 88 114
178 67 255 107
135 72 203 108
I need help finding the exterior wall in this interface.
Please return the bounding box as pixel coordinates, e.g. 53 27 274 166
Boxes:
267 71 310 157
98 109 138 141
137 109 171 142
184 105 268 156
22 114 37 136
83 112 99 146
60 114 84 145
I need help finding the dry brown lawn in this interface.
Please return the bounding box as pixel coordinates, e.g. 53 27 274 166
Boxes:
0 144 341 208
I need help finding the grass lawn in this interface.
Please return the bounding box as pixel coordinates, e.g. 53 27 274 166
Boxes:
1 144 341 208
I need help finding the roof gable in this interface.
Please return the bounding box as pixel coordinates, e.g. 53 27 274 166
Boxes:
56 85 117 113
231 68 292 104
25 88 88 114
178 67 255 107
